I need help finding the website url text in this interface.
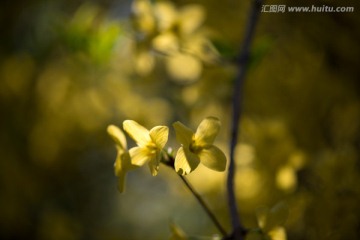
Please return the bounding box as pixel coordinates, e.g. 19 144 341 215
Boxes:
261 5 355 13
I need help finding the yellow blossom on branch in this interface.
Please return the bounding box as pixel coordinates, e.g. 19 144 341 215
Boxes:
173 117 227 175
255 202 289 240
123 120 169 176
107 125 138 193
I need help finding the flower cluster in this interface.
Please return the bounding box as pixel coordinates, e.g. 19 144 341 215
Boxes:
107 117 227 192
131 0 219 82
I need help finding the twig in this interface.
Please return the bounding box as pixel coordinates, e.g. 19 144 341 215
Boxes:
178 175 228 237
227 0 264 239
161 153 228 237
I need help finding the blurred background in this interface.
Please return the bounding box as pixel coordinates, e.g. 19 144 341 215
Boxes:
1 0 360 239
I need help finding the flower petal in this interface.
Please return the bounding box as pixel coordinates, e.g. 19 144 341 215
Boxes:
114 153 123 177
178 4 205 35
153 1 177 31
166 53 202 83
114 152 137 193
169 222 188 240
114 152 137 176
107 125 127 150
268 227 287 240
150 126 169 149
123 120 151 147
173 121 194 146
148 152 161 176
256 206 269 230
256 202 289 233
152 32 179 54
194 117 221 146
116 172 126 193
129 146 150 166
198 145 226 171
174 147 200 175
266 202 289 232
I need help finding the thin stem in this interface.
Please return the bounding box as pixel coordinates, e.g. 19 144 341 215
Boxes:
178 175 228 237
161 152 228 237
227 0 263 239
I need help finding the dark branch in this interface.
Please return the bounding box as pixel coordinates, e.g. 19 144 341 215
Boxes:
227 0 264 239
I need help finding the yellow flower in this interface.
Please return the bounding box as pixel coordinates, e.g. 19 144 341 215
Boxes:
173 117 226 175
255 202 288 240
169 222 188 240
107 125 137 193
123 120 169 176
